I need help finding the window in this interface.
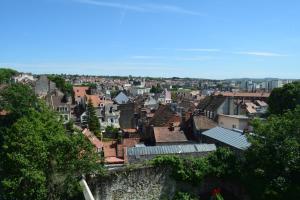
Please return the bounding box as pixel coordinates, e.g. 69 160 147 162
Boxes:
110 118 114 123
232 124 236 129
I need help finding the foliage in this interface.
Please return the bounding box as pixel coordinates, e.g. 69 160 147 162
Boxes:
268 82 300 115
0 68 17 84
150 84 163 94
110 90 120 99
151 155 209 185
105 125 119 138
207 147 241 178
48 75 73 95
243 106 300 199
0 84 104 200
0 83 38 125
173 191 197 200
86 99 100 134
80 82 97 89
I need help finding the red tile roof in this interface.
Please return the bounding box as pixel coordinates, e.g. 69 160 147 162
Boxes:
73 86 89 98
82 129 103 149
103 141 117 158
153 126 188 144
105 157 124 164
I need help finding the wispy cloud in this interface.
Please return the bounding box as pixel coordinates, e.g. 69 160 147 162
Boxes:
75 0 144 11
235 51 288 57
74 0 203 16
175 48 221 52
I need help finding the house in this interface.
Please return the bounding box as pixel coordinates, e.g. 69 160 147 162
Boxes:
73 86 89 105
193 115 217 140
82 129 103 153
82 94 120 129
144 96 159 110
255 100 268 113
13 73 35 83
103 141 124 164
126 143 216 164
156 89 172 104
149 104 181 127
200 126 251 151
46 90 72 123
196 96 227 120
118 103 137 129
153 125 189 145
34 75 56 97
101 102 120 129
102 138 141 165
114 92 129 104
218 114 250 130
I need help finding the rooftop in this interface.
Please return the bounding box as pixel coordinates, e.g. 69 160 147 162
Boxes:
201 126 251 150
214 92 270 98
153 126 188 144
73 86 89 98
82 129 103 149
127 143 216 156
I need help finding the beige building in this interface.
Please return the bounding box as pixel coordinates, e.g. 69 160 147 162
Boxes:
218 114 249 130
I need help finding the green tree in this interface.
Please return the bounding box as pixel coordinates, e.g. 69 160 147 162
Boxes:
0 68 17 84
0 83 38 125
0 84 104 200
244 106 300 199
268 82 300 115
0 103 102 200
47 75 73 95
173 191 197 200
86 99 100 134
150 84 163 94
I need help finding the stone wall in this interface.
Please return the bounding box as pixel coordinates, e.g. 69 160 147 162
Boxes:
87 166 249 200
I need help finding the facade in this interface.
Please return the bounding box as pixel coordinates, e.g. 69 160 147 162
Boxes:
218 114 249 130
34 75 56 97
13 73 35 83
46 90 72 123
130 86 151 96
73 86 89 105
100 102 120 129
193 115 217 139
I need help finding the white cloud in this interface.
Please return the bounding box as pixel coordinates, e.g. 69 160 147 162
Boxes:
75 0 145 11
235 51 287 57
74 0 203 16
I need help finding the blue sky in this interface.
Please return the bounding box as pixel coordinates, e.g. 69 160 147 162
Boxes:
0 0 300 79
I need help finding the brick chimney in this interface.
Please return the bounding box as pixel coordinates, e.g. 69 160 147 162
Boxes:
168 122 174 131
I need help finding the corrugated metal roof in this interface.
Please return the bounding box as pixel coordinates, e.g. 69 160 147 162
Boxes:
127 144 216 156
201 127 250 150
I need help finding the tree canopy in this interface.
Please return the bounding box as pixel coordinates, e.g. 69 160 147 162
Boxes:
150 84 163 94
0 83 104 200
47 75 73 95
86 99 100 134
243 106 300 199
0 68 17 84
268 82 300 115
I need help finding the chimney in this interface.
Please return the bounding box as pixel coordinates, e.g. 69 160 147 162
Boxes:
169 122 174 131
